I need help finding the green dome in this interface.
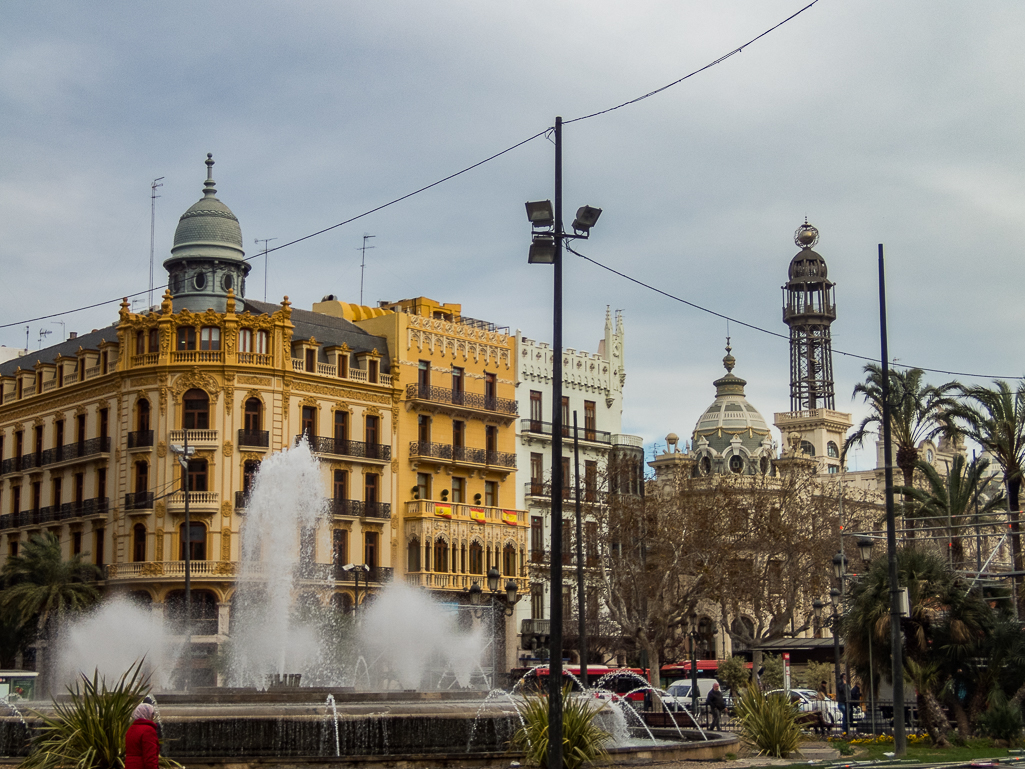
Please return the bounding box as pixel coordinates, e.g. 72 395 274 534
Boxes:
167 154 245 262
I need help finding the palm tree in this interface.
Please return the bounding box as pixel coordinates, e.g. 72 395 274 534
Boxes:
949 381 1025 603
897 455 1005 567
844 365 958 536
0 533 101 690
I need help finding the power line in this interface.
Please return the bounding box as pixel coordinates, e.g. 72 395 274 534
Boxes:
564 242 1025 382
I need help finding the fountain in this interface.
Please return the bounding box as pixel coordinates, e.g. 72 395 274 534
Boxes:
0 439 737 765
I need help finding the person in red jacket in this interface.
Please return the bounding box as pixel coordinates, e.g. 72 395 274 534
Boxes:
125 703 160 769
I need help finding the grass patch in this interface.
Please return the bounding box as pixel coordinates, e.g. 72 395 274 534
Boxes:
855 736 1011 763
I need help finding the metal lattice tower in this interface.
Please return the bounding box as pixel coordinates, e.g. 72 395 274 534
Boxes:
782 221 836 410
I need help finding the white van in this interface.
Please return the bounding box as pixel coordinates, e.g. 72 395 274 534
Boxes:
662 679 730 711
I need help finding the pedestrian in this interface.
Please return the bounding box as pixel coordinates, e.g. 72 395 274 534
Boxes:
849 680 862 734
125 702 160 769
706 682 727 730
837 674 849 735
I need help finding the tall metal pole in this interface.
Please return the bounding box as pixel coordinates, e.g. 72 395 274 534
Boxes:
879 244 906 755
547 115 565 769
183 430 192 691
149 177 164 308
573 411 587 689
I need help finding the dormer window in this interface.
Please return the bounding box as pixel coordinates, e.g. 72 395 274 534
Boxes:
368 359 379 384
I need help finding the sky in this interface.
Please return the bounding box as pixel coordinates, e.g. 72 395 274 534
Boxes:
3 1 1024 470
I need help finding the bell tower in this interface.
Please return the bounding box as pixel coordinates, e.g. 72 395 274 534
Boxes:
774 222 850 474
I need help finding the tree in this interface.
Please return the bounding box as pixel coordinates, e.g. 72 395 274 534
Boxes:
0 533 101 689
897 455 1005 568
949 380 1025 606
841 547 996 745
844 365 958 536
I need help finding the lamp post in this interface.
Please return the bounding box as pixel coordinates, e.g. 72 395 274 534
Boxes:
525 115 602 769
688 615 700 717
169 435 195 691
341 562 370 620
470 568 522 689
828 536 875 736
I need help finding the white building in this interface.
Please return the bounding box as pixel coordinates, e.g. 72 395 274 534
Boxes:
512 309 643 668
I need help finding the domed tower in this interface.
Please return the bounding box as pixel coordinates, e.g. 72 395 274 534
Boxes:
689 342 776 477
783 221 835 410
774 221 851 474
164 154 250 313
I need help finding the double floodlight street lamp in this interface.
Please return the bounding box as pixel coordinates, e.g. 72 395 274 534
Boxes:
169 440 196 691
469 567 521 616
341 563 371 619
524 115 603 769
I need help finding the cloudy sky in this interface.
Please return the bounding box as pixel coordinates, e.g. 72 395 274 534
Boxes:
3 1 1023 469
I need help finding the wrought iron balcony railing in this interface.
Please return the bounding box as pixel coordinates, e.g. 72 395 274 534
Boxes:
302 435 391 461
326 498 391 519
127 430 154 449
41 437 112 466
238 429 270 448
406 384 518 415
519 420 610 445
2 497 110 529
124 491 155 511
409 441 515 468
333 565 393 584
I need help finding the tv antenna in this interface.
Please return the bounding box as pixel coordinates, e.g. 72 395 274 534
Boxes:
38 328 52 349
149 177 164 307
357 234 375 306
255 238 277 301
51 320 66 342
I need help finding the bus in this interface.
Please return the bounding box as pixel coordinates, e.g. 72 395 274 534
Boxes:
660 660 752 689
510 665 650 704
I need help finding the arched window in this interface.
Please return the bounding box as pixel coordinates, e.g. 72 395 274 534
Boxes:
333 528 348 567
433 537 448 573
826 441 839 458
132 523 146 562
166 589 218 635
180 522 206 561
239 329 253 353
332 592 353 615
255 330 269 354
800 440 816 457
699 456 712 475
503 544 517 577
244 398 261 432
183 389 209 430
136 399 151 432
728 454 744 474
469 542 484 575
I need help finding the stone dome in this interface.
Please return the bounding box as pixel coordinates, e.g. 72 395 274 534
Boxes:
690 344 775 477
788 248 828 280
169 154 244 260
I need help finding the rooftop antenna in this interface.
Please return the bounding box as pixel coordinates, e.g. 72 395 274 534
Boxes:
357 234 376 306
38 328 52 349
255 238 277 301
51 320 66 342
25 325 29 350
149 177 164 307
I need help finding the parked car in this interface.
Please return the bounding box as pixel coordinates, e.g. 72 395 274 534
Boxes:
662 679 731 712
766 688 843 726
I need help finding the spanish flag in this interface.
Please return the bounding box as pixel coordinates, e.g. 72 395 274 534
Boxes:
470 507 486 523
434 503 452 518
501 509 518 526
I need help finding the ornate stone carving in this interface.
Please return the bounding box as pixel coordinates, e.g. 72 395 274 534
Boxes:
221 529 231 561
223 441 234 457
240 452 264 464
159 386 167 416
157 442 167 458
238 376 272 386
221 501 233 517
171 369 221 400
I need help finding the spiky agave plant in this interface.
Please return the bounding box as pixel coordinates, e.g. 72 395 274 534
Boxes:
513 684 611 769
734 681 802 758
24 661 181 769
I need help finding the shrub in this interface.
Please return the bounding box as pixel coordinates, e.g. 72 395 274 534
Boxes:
979 699 1024 745
734 681 802 758
24 662 181 769
513 684 611 769
717 656 750 696
758 654 784 691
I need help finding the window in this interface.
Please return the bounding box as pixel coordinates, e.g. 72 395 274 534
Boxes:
407 537 421 572
586 521 598 566
52 477 62 506
95 528 104 566
584 460 597 501
76 414 86 446
529 391 543 429
452 420 464 449
99 408 108 440
97 469 106 501
800 440 816 457
368 359 379 384
135 461 148 493
177 327 196 351
484 372 496 402
255 330 269 354
365 415 380 448
57 365 63 388
33 425 43 462
469 541 484 574
10 486 19 515
244 399 261 432
186 459 208 492
485 425 498 454
364 532 378 568
828 465 839 474
31 481 41 512
239 329 252 353
827 441 840 458
136 331 147 355
137 400 150 432
305 348 316 372
531 584 545 620
561 457 571 497
562 520 572 563
416 473 431 501
503 544 517 577
301 406 316 438
243 460 260 495
451 477 465 504
484 480 497 507
133 524 146 562
434 538 448 573
180 522 206 561
200 327 221 351
54 420 64 459
417 414 430 444
530 453 543 496
365 473 378 505
562 397 570 435
74 473 84 506
531 516 544 560
333 470 348 500
148 328 158 353
451 367 464 399
584 400 596 440
729 454 744 474
333 411 348 442
183 389 210 430
9 539 18 557
418 360 430 390
333 529 348 566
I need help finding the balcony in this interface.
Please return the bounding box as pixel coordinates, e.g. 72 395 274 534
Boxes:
105 560 240 581
326 498 392 519
237 352 273 366
238 429 270 448
171 350 224 364
406 384 518 418
2 498 110 529
235 491 250 510
409 441 516 469
405 572 529 592
127 430 154 449
166 491 220 512
167 430 219 447
519 420 611 445
304 435 391 461
26 438 113 469
404 500 526 525
333 565 393 584
124 491 155 512
290 359 393 386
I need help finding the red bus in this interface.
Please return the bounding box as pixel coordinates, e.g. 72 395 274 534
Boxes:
660 660 752 688
510 665 650 703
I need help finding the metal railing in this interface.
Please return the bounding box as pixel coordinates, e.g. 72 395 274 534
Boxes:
519 420 610 444
238 429 269 448
326 498 392 519
1 497 110 529
333 565 393 583
124 491 155 511
409 441 515 468
304 435 391 461
127 430 154 449
406 384 518 415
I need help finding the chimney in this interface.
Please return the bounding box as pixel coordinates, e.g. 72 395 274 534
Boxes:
69 332 78 339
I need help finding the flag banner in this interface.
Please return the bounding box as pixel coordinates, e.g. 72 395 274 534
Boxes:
470 507 486 523
434 504 452 518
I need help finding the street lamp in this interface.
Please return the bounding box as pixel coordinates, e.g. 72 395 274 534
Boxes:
470 567 521 617
341 563 371 620
169 438 195 691
524 114 602 769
